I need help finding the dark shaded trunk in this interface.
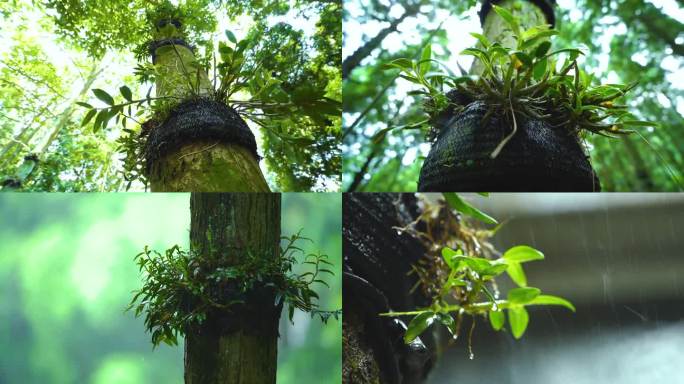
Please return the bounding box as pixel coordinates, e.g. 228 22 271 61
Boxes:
343 193 434 384
185 193 281 384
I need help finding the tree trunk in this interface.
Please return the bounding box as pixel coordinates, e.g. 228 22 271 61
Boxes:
471 0 548 75
147 22 270 192
185 192 282 384
342 9 416 79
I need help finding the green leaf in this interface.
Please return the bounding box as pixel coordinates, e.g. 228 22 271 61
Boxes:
120 85 133 102
444 277 467 289
437 313 457 335
503 245 544 263
461 48 490 64
506 261 527 287
512 51 533 68
404 311 436 344
81 109 97 127
383 58 414 71
420 43 432 75
508 307 529 339
452 256 492 273
533 58 547 81
620 120 658 127
470 32 490 48
92 88 114 105
528 295 576 312
489 310 505 331
93 109 108 132
545 48 584 60
75 101 93 109
482 263 509 277
225 30 237 44
507 287 541 304
492 5 519 35
441 247 462 269
534 41 552 58
443 193 498 225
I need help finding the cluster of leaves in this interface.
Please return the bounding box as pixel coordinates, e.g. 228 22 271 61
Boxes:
383 193 574 355
127 231 340 347
379 5 657 158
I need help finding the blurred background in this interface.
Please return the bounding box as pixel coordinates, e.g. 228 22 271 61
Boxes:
0 193 341 384
343 0 684 191
424 193 684 383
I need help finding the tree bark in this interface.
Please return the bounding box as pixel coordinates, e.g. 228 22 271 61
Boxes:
148 22 270 192
472 0 548 75
185 193 282 384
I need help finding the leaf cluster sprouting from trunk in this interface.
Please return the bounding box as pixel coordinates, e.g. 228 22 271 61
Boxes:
127 230 341 347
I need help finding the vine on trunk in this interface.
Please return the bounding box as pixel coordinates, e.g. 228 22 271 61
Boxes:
127 230 341 347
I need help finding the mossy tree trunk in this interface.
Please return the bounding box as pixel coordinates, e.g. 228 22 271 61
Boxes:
147 21 270 192
185 193 281 383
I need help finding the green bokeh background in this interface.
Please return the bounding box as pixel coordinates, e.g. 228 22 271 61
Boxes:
0 193 341 383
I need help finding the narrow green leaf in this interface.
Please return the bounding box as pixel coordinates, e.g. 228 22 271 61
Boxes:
120 85 133 102
508 307 529 339
503 245 544 263
528 295 576 312
508 287 541 304
443 193 498 225
420 43 432 75
386 58 413 70
93 109 108 132
441 247 462 269
620 120 658 127
92 88 114 105
506 261 527 287
492 5 519 35
75 101 93 109
489 310 505 331
470 32 490 48
404 311 436 344
81 109 97 127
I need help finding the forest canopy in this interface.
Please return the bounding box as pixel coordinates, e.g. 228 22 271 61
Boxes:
342 0 684 192
0 0 341 192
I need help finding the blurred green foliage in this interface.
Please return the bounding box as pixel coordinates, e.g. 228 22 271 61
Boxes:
0 193 341 383
343 0 684 191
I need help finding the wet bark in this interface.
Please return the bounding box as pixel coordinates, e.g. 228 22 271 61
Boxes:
185 193 281 384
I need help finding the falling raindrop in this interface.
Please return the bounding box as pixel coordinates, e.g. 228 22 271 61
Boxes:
469 352 474 360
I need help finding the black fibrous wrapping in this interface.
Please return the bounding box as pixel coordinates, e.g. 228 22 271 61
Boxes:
148 38 194 64
155 18 182 30
418 100 601 192
1 178 21 188
144 97 258 174
24 153 39 162
343 193 434 383
479 0 556 27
